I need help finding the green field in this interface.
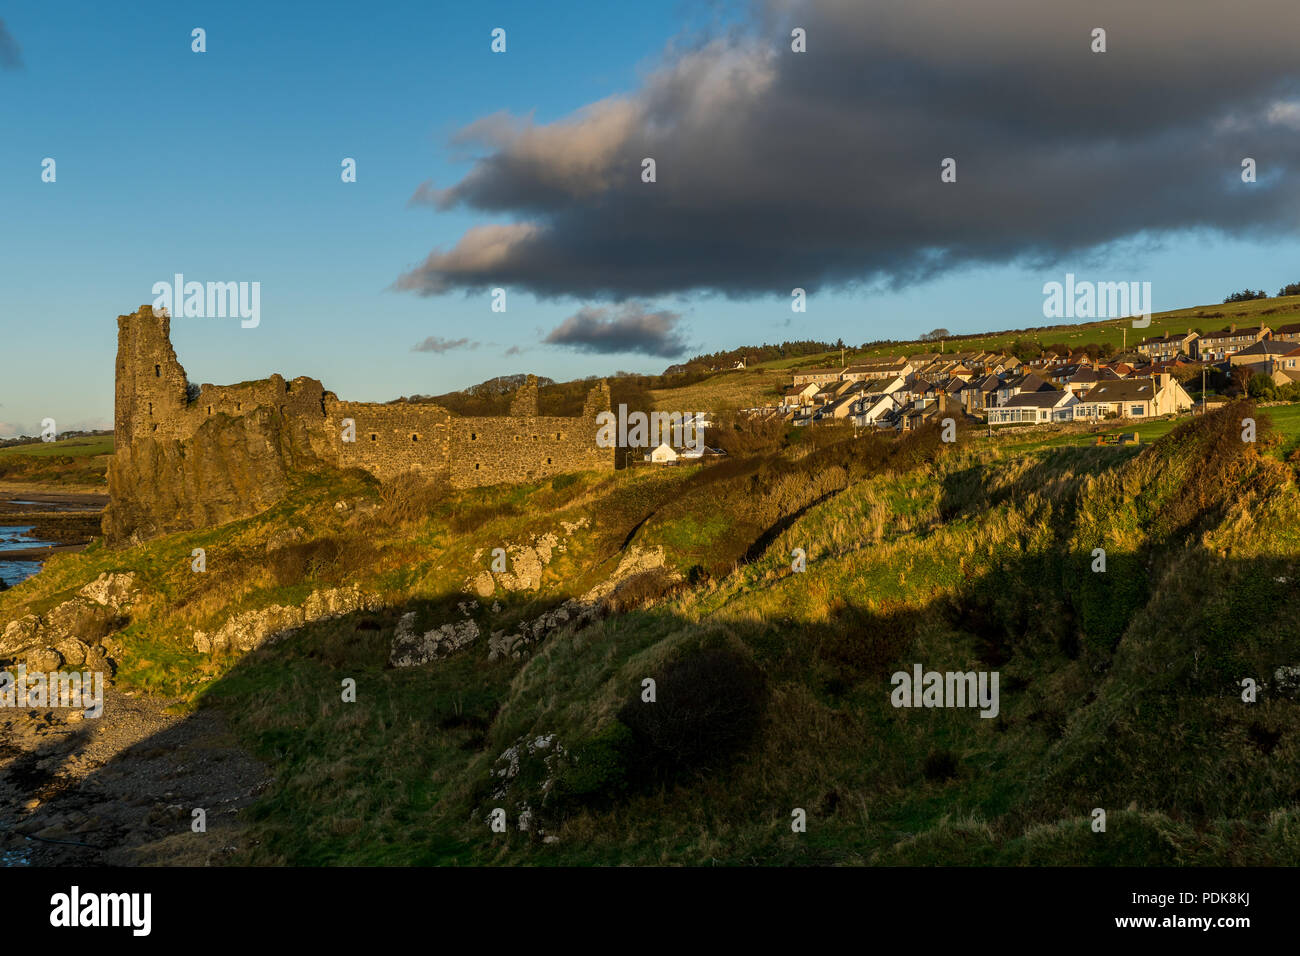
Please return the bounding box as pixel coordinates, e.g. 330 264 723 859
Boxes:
0 435 113 458
755 294 1300 372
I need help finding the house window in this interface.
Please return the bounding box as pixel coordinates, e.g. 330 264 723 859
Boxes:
1130 405 1144 416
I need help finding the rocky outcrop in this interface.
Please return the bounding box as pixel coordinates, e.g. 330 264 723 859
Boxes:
0 572 140 672
483 732 569 838
466 519 589 598
392 540 679 666
192 586 378 654
388 613 480 667
78 572 138 610
103 407 332 546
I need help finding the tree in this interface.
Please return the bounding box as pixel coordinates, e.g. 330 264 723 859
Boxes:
1247 373 1276 401
1223 288 1269 304
1278 281 1300 297
1007 339 1043 362
920 328 951 342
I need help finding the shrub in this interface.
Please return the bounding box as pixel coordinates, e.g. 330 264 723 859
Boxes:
376 470 449 524
617 644 767 786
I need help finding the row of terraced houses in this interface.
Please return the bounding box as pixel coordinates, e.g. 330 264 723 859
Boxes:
760 325 1300 431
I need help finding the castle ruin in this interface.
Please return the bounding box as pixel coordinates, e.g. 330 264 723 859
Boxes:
105 306 614 542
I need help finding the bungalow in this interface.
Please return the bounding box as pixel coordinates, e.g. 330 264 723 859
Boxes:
1194 325 1270 362
986 389 1079 425
646 443 679 464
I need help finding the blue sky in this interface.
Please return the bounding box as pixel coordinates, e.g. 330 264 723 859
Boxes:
3 0 1300 437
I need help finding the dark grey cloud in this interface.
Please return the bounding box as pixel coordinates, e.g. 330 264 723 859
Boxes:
543 303 689 357
0 19 23 70
411 335 478 353
396 0 1300 300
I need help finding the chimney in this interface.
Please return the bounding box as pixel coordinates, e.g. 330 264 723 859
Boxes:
1158 372 1170 392
1229 324 1236 333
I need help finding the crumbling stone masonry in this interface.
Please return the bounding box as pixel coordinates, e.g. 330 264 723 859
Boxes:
105 305 614 541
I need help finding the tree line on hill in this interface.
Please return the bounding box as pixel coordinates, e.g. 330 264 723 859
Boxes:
1225 281 1300 303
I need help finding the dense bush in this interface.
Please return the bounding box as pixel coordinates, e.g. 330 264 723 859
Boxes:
376 471 449 524
617 644 767 785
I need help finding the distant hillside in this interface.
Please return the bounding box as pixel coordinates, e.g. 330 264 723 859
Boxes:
758 294 1300 373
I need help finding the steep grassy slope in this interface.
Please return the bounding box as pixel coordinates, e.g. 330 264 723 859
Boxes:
2 404 1297 865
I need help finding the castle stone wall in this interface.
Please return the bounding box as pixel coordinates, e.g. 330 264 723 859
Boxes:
110 306 614 510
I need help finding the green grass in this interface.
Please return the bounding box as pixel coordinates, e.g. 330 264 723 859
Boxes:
752 294 1300 371
0 435 113 458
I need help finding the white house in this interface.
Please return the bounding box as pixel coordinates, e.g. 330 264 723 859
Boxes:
646 443 678 463
986 390 1079 425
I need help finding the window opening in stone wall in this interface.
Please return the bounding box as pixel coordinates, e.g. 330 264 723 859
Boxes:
155 364 161 377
